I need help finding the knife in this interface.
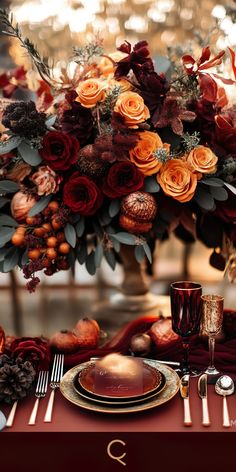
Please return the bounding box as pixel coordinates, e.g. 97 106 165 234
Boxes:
198 374 210 426
180 375 192 426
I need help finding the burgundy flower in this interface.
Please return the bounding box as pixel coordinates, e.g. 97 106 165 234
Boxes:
182 47 234 90
154 96 196 135
115 41 154 80
63 173 103 215
140 72 169 124
60 97 94 146
11 337 50 372
40 131 80 171
103 161 144 198
215 113 236 155
0 66 27 98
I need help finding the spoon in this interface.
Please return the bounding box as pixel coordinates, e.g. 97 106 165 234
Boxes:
215 375 234 428
0 410 7 431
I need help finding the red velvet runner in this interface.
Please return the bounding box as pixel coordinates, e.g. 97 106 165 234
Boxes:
64 310 236 372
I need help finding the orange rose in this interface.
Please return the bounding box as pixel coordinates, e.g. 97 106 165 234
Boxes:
186 146 218 175
114 91 150 128
157 159 197 202
75 79 106 108
129 131 170 176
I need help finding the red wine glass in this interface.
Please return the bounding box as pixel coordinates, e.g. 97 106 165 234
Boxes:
170 281 202 376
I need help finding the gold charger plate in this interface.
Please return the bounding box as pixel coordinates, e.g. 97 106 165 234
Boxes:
60 359 180 414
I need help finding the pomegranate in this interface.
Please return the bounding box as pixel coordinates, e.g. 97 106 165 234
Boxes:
73 317 100 348
49 330 81 353
11 191 36 222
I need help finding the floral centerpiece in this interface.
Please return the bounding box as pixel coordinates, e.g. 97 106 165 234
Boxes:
0 9 236 292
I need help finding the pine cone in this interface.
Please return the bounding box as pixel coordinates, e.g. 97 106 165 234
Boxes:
0 355 36 404
2 101 46 139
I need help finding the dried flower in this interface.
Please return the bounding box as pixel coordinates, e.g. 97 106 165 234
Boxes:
31 166 61 196
154 96 196 135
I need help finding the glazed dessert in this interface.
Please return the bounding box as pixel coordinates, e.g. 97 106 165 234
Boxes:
79 353 162 398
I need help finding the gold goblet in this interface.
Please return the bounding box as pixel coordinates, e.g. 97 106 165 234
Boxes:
201 295 224 377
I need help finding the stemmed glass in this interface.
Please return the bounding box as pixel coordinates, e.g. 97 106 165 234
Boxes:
200 294 224 377
170 281 202 375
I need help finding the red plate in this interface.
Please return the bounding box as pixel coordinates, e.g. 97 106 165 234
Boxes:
76 360 163 401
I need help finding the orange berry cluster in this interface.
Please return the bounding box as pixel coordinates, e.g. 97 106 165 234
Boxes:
11 201 71 269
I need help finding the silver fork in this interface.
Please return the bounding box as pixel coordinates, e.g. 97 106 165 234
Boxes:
44 354 64 423
28 371 49 425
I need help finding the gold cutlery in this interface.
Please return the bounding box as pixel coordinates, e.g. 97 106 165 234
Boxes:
198 374 210 426
180 374 192 426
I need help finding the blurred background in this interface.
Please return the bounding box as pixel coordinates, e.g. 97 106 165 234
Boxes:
0 0 235 337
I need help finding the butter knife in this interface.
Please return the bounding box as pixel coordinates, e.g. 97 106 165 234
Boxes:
180 375 192 426
198 374 210 427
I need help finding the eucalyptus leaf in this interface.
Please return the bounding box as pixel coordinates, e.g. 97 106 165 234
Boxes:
0 180 20 194
194 187 215 211
144 176 160 193
21 248 29 266
143 242 152 263
0 227 15 246
0 198 9 209
94 242 103 268
112 232 136 245
109 235 120 253
92 221 103 239
3 246 19 272
0 246 13 262
104 249 116 270
201 178 224 187
0 136 22 155
18 141 42 166
0 214 18 227
76 217 85 237
210 187 228 201
28 196 51 217
224 182 236 196
46 115 57 129
108 199 120 218
77 241 87 264
135 245 145 263
85 251 96 275
65 223 76 248
98 210 112 226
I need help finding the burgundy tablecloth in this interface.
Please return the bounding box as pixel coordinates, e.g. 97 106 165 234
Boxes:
1 378 236 433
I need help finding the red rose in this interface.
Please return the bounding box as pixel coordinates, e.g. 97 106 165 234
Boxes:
103 161 144 198
214 191 236 223
11 337 50 372
40 131 80 171
63 173 103 215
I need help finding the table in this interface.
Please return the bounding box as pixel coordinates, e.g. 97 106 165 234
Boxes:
1 378 236 432
1 379 236 472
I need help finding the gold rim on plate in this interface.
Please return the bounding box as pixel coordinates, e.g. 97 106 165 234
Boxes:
74 371 166 406
76 362 165 403
60 359 180 414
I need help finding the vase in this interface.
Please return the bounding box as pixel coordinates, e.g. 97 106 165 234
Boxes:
91 245 170 336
